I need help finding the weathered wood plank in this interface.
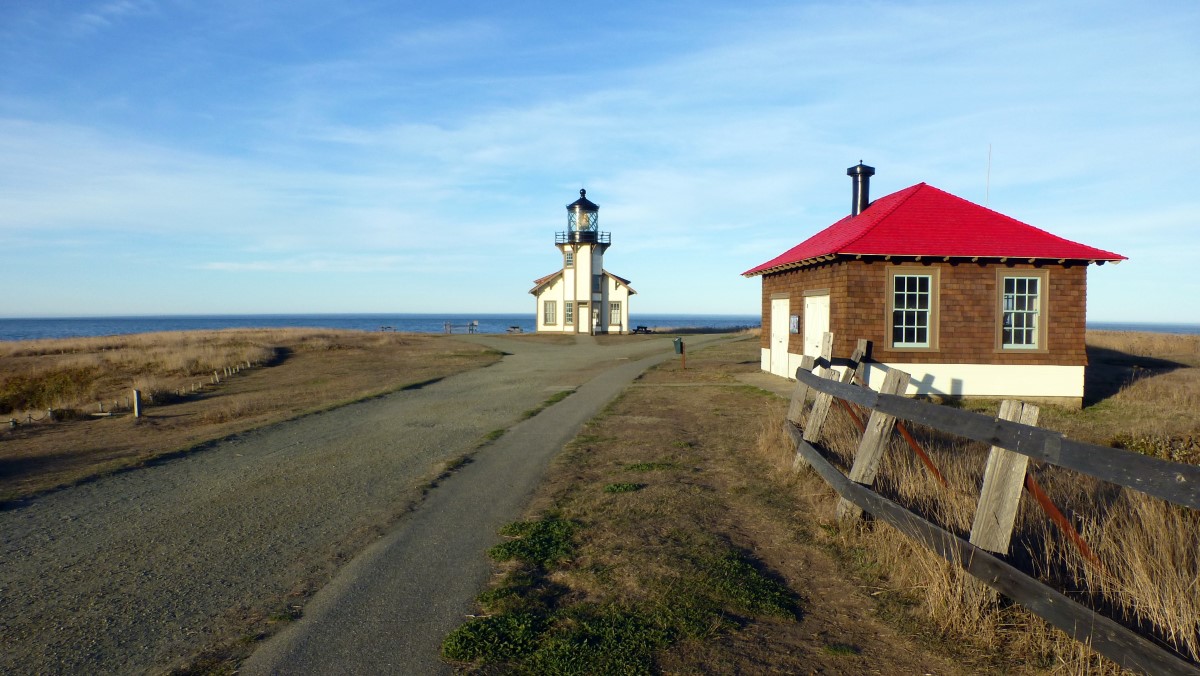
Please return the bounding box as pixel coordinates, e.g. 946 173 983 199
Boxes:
786 424 1200 676
786 355 818 424
790 369 1200 510
970 401 1039 554
836 368 911 522
840 339 868 385
801 333 837 446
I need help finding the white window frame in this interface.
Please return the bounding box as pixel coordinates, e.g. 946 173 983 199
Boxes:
543 300 557 325
887 267 939 351
564 301 574 326
997 270 1048 351
564 250 574 268
609 301 621 326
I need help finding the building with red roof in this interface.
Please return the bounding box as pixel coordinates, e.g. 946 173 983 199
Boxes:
744 164 1125 406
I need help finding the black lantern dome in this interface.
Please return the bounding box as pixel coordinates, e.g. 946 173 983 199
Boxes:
559 189 609 245
554 187 609 246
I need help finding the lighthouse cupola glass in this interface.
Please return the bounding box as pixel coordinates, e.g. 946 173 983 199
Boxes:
566 189 599 243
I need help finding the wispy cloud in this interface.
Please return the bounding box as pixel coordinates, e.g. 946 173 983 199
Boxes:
0 1 1196 318
72 0 157 34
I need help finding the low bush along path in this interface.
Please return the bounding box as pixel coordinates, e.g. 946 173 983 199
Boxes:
0 333 721 674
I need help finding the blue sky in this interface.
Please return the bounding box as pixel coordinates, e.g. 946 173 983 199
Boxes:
1 1 1196 321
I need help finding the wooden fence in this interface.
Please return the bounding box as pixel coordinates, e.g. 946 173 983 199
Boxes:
785 335 1200 675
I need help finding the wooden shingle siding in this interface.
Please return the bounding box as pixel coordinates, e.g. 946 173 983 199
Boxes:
761 258 1087 367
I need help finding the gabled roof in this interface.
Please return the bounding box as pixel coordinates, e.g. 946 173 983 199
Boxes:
529 270 637 295
743 183 1126 277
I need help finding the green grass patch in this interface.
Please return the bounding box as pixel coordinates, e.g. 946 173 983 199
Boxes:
522 388 576 419
489 517 577 567
624 461 678 472
482 428 506 442
698 548 797 619
603 482 645 494
449 521 799 672
525 604 671 674
823 642 862 656
442 612 544 662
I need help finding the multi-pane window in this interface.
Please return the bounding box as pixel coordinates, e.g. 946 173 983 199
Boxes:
564 301 574 326
892 274 931 347
609 302 621 326
564 251 574 268
543 300 557 325
1002 277 1040 348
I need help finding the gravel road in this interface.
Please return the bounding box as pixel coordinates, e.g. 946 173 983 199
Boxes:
0 334 708 674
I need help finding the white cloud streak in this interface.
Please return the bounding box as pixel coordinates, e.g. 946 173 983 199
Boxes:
0 0 1196 318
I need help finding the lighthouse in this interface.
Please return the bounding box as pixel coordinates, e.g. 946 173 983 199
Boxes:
529 189 636 334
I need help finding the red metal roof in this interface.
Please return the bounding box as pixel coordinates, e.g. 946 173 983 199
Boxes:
743 183 1126 276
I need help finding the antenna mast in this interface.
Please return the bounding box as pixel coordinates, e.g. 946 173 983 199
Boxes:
985 144 992 207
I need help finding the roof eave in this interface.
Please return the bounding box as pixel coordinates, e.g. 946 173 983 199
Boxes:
744 252 1126 277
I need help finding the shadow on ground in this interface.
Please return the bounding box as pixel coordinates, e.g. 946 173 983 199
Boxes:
1084 345 1187 405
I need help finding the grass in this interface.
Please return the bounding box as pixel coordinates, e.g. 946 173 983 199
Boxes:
756 329 1200 672
0 329 502 503
602 482 644 493
521 388 575 420
444 337 964 674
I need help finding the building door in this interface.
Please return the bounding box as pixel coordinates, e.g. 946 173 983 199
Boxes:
770 297 790 378
577 302 588 334
803 294 830 358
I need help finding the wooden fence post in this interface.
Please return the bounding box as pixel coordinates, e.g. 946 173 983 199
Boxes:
969 400 1040 554
786 355 818 424
132 389 142 418
795 333 838 470
844 339 870 385
801 333 837 443
837 368 912 522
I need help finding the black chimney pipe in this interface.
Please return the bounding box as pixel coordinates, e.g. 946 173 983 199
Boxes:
847 162 875 216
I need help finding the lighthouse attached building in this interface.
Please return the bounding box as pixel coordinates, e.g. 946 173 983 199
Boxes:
531 190 636 334
743 165 1125 407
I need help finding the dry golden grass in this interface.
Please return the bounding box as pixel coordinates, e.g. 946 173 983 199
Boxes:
1086 330 1200 365
1042 330 1200 464
0 329 501 502
477 338 967 674
752 330 1200 672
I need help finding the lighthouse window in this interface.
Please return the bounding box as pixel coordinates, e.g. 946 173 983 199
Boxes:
592 274 603 294
543 300 557 325
564 251 574 268
609 302 621 326
565 301 574 325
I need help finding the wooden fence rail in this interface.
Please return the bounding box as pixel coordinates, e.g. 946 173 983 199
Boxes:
790 368 1200 511
785 336 1200 675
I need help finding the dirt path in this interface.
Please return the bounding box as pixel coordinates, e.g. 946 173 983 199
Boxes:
0 334 700 674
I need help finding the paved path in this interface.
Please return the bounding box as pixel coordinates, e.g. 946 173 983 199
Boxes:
241 335 731 674
0 333 727 674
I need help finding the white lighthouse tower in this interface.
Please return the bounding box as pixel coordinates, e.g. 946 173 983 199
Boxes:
529 189 635 334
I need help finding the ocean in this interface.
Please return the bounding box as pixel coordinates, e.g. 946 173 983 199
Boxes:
0 315 1194 343
0 313 762 342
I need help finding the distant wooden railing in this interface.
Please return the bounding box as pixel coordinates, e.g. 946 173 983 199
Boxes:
784 334 1200 676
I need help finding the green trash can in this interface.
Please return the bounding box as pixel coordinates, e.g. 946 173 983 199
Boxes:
673 337 684 354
